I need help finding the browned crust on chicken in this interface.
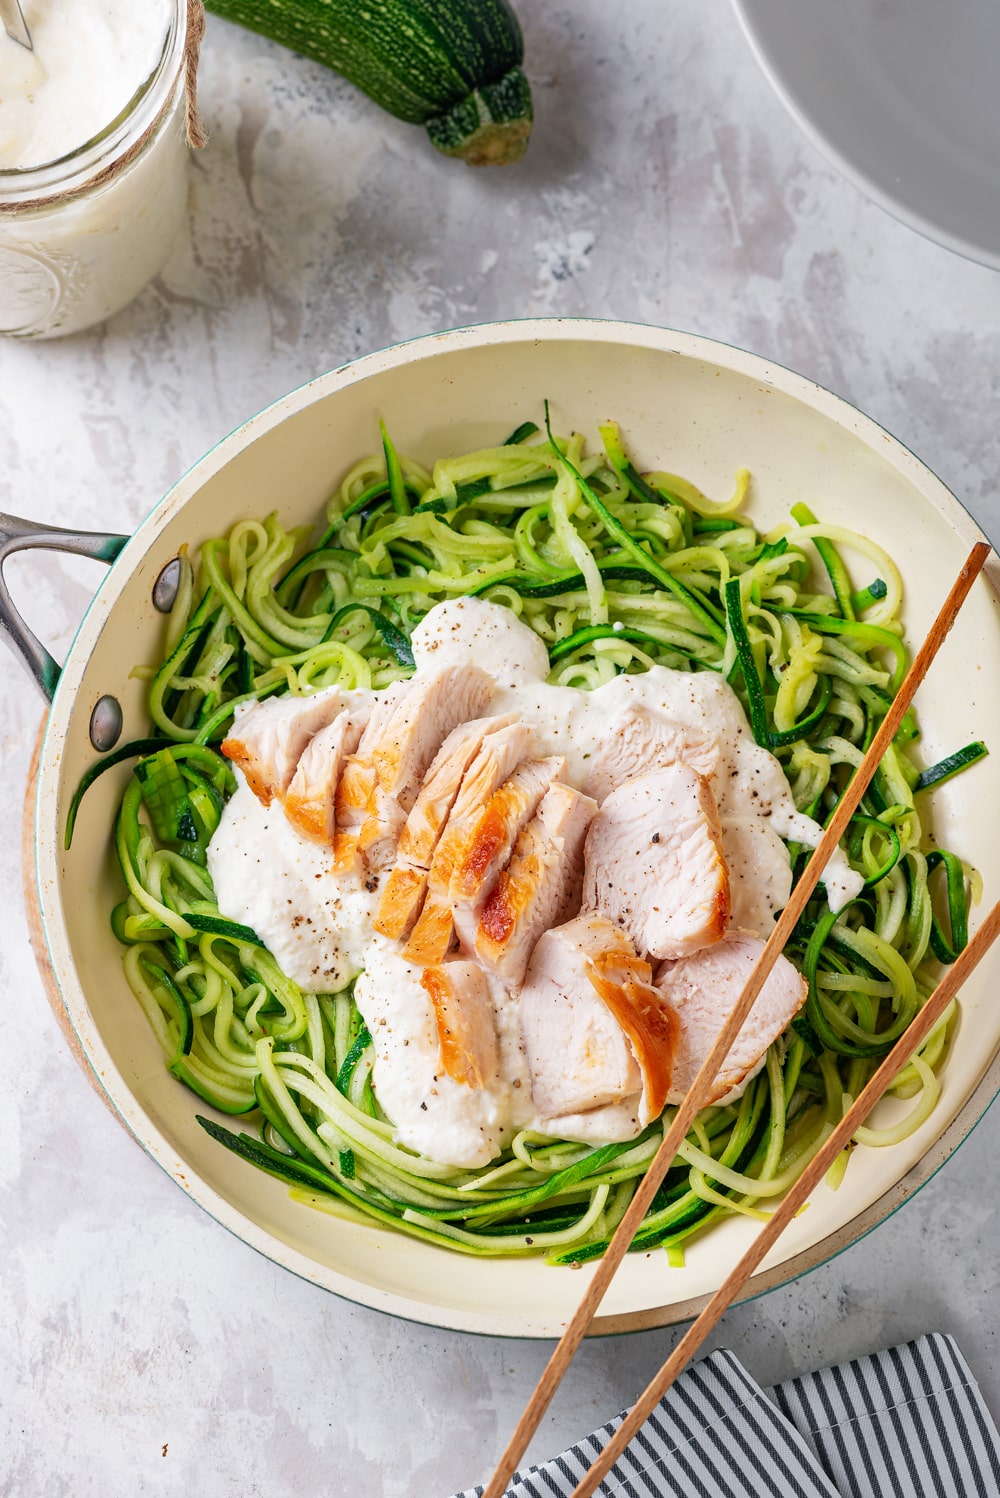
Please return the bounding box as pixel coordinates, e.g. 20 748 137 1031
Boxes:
476 782 597 983
403 721 533 966
404 897 458 967
587 951 678 1122
699 782 731 934
452 757 566 906
282 709 369 847
477 875 519 948
333 757 377 859
376 715 522 942
373 866 428 940
282 794 327 843
453 798 510 897
420 965 497 1090
220 737 275 805
332 828 362 875
398 716 516 869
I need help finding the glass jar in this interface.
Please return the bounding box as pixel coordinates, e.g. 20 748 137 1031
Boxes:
0 0 194 340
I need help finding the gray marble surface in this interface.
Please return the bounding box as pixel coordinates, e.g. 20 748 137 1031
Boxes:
3 4 1000 1495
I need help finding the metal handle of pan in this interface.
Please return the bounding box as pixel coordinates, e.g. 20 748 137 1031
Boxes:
0 512 129 701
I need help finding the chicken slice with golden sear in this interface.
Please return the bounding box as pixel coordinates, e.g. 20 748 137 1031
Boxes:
403 719 532 966
283 701 372 846
221 687 344 807
333 665 494 876
332 680 408 870
420 962 500 1090
374 714 517 942
657 928 807 1106
450 755 567 952
583 763 730 962
475 781 598 986
520 914 678 1126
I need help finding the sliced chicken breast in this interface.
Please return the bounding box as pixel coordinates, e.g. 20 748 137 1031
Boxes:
420 962 500 1090
221 687 343 807
450 755 567 952
372 866 426 941
333 680 409 870
354 935 507 1168
334 666 494 874
359 664 494 869
588 944 680 1126
583 764 730 961
374 714 516 941
475 782 597 986
657 927 807 1105
400 715 517 869
582 705 719 803
520 914 678 1125
403 719 532 967
283 702 371 846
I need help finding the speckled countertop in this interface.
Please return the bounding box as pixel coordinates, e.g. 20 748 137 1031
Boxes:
3 5 1000 1495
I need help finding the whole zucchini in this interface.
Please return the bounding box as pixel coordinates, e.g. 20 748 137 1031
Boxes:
204 0 533 165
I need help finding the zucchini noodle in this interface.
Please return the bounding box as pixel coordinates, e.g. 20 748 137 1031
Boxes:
81 413 984 1264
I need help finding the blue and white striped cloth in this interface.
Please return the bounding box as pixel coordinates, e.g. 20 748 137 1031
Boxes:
454 1335 1000 1498
774 1334 1000 1498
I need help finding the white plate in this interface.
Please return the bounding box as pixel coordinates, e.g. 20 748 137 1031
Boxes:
31 319 1000 1337
733 0 1000 269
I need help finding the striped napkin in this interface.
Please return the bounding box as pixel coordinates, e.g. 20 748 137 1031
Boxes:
454 1335 1000 1498
774 1334 1000 1498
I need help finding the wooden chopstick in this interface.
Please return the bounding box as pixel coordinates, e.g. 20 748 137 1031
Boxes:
568 894 1000 1498
482 540 991 1498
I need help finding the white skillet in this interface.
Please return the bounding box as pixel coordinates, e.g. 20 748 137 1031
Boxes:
7 319 1000 1337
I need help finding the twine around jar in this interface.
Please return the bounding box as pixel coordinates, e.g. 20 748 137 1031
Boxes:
185 0 208 151
0 0 207 215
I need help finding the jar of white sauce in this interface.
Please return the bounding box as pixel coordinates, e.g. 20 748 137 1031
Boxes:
0 0 198 339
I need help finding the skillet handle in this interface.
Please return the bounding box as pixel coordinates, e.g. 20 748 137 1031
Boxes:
0 512 129 701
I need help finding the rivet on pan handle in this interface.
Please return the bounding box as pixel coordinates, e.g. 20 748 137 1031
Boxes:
0 512 129 702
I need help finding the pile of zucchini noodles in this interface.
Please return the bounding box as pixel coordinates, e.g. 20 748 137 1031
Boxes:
78 413 985 1265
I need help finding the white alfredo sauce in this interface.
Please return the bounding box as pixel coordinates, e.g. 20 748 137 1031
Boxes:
208 599 863 1169
354 938 515 1166
208 782 374 995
